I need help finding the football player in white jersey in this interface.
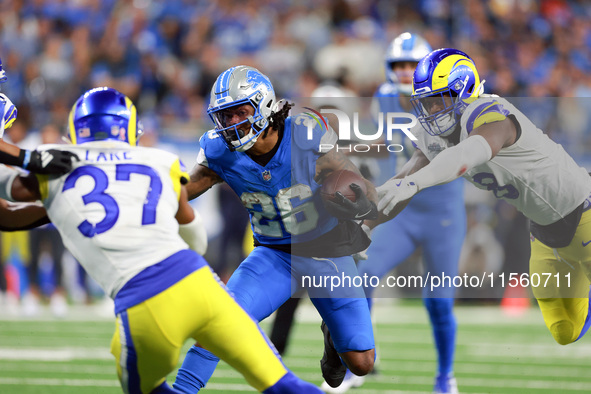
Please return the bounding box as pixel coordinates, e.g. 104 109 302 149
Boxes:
376 48 591 347
4 87 324 394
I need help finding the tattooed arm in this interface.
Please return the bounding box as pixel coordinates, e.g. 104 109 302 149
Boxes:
185 164 223 201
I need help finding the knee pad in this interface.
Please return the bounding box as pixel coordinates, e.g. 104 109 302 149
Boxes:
423 298 455 325
341 332 374 354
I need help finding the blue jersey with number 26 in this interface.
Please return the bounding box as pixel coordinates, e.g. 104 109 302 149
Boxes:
198 115 339 245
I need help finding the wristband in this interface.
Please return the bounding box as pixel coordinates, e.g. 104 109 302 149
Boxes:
22 149 32 169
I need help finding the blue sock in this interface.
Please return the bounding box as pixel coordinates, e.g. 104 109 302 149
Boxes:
173 346 220 393
424 298 456 376
263 371 322 394
152 381 182 393
575 286 591 342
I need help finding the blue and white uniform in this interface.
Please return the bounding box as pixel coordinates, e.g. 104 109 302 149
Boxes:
196 116 374 349
357 82 466 377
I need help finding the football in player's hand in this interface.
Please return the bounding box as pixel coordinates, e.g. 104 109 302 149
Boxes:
320 170 366 203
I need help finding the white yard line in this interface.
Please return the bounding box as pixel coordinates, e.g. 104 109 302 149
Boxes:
0 347 112 361
0 377 119 387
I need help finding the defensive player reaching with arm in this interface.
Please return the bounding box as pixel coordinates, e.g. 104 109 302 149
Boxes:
336 33 464 394
174 66 377 393
0 56 77 175
6 87 323 394
0 55 76 233
377 48 591 347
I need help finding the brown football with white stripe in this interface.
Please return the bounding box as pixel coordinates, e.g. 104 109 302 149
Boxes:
320 170 366 203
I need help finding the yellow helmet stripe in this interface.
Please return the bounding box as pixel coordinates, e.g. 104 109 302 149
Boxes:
431 54 480 95
125 96 137 146
68 103 77 145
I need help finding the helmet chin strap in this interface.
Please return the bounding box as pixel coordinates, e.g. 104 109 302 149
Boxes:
475 79 486 97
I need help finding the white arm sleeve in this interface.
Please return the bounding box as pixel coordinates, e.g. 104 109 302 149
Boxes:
178 208 208 256
408 135 492 191
0 165 20 201
196 148 208 167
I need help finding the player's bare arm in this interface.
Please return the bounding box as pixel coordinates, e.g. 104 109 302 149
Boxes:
393 148 430 179
176 186 195 224
368 149 430 227
0 172 50 231
0 198 49 231
0 139 20 157
315 146 377 204
10 172 40 202
186 164 222 200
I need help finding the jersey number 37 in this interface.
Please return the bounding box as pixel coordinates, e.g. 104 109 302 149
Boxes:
63 164 162 238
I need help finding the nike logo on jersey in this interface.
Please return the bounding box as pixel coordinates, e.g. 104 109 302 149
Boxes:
396 181 402 187
583 240 591 247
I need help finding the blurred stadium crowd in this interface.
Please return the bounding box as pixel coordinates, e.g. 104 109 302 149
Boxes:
2 0 591 136
1 0 591 313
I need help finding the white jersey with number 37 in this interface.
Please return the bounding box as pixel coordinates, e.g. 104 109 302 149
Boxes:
414 96 591 225
37 141 189 297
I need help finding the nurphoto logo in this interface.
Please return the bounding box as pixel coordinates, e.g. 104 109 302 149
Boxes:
302 107 418 153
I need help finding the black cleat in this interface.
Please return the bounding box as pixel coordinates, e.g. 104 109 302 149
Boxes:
320 321 346 388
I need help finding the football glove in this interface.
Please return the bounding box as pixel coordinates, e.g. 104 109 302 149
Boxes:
377 177 419 216
21 149 79 175
323 183 378 220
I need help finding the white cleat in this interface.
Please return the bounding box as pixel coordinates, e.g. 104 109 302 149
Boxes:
433 373 458 394
50 293 68 318
21 292 40 317
321 370 365 393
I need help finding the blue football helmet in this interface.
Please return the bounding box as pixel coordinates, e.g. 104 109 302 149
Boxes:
411 48 484 137
68 87 143 145
384 32 432 94
208 65 276 152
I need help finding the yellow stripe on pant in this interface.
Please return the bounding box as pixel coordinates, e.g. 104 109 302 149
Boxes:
110 265 288 393
530 209 591 345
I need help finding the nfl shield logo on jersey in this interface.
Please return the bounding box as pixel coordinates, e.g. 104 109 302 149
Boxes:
262 170 272 181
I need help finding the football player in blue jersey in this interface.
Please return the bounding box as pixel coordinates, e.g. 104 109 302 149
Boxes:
343 33 465 394
0 56 77 175
173 65 378 393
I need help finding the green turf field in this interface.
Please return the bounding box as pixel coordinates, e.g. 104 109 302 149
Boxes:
1 301 590 393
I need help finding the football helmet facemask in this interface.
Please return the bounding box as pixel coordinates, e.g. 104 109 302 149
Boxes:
411 48 485 137
385 32 432 95
68 87 143 145
208 65 276 152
